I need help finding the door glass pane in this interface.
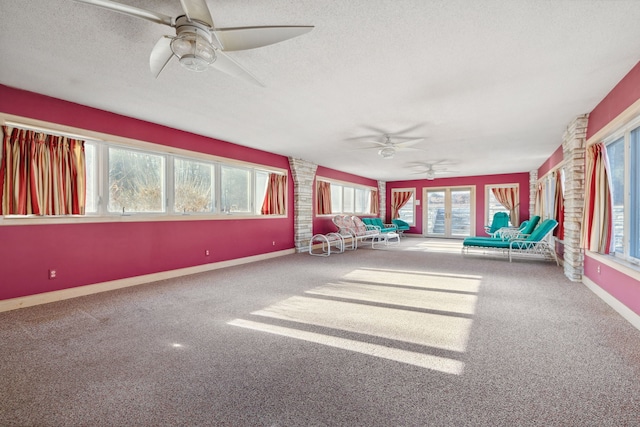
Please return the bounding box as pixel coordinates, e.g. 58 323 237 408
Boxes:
451 190 471 237
427 190 445 236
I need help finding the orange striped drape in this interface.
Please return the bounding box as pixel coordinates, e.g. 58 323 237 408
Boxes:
370 189 379 215
260 173 287 215
391 191 412 219
581 143 613 253
492 187 519 225
316 180 331 215
0 126 86 215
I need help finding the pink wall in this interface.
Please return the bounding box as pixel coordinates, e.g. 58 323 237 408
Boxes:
386 173 530 236
584 256 640 316
0 86 294 301
587 61 640 141
313 165 378 235
538 144 564 178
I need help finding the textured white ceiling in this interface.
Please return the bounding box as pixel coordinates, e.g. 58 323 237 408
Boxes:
1 0 639 181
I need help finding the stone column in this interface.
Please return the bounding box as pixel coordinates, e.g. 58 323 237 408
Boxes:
288 158 318 253
529 170 537 217
377 181 386 220
562 114 589 281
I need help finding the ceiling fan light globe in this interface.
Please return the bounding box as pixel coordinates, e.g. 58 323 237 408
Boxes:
170 33 215 72
379 147 395 159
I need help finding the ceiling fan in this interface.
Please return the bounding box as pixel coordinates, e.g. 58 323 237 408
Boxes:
409 161 457 180
73 0 314 85
353 134 425 160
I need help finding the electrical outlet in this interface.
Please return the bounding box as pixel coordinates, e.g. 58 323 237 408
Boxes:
272 241 276 246
48 269 57 280
597 265 601 274
205 249 210 256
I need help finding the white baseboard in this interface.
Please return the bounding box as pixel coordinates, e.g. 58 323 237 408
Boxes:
582 276 640 331
0 249 295 313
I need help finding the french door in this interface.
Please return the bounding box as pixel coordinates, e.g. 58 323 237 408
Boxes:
423 187 475 238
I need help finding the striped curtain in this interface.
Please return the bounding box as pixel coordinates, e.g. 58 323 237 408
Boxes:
534 182 544 218
391 191 412 219
370 189 379 215
492 187 519 225
581 143 613 253
260 173 287 215
554 170 564 240
0 126 86 215
316 180 331 215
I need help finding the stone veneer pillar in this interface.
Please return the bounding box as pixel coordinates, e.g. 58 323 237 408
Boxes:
288 157 318 253
529 170 537 217
561 114 589 281
377 181 386 220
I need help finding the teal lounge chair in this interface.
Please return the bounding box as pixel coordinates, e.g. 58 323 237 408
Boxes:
362 217 398 233
392 219 410 235
463 218 558 264
484 212 510 237
494 215 540 240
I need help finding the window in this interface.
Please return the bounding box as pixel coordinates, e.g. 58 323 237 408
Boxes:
318 178 374 215
174 157 214 214
606 120 640 263
221 165 250 214
330 184 343 213
392 188 415 225
343 187 355 213
486 184 518 226
108 147 165 213
355 188 370 214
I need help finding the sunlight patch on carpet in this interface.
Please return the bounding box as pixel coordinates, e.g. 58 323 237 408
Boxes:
228 318 465 375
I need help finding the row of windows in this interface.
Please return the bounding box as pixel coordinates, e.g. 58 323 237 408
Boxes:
606 119 639 263
318 180 374 215
84 142 284 216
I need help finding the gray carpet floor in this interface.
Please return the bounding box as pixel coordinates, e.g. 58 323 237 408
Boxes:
1 238 639 426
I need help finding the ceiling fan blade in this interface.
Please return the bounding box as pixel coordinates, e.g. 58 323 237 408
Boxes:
211 50 265 86
214 26 314 52
394 138 424 147
73 0 173 26
180 0 214 27
149 37 175 78
396 147 425 152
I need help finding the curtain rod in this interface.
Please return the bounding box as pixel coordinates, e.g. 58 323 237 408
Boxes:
3 120 104 143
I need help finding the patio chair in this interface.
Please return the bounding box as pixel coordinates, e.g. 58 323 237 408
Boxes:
484 212 510 237
462 218 559 264
332 214 379 249
494 215 540 240
362 217 398 233
392 219 410 235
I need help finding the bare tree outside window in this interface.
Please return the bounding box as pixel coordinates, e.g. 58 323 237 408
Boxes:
174 158 214 213
108 147 165 213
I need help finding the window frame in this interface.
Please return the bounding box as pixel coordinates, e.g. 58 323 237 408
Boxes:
485 183 519 227
316 177 375 216
391 187 416 226
0 115 288 224
604 114 640 265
